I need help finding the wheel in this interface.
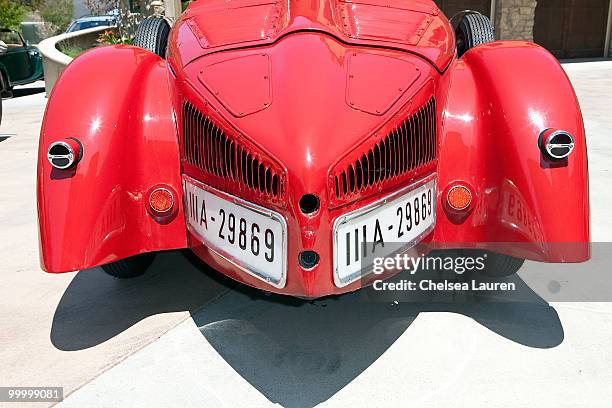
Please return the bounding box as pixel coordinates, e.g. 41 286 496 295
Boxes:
0 71 8 93
482 252 524 277
468 250 525 278
0 73 6 125
455 13 495 57
101 253 156 279
133 16 171 58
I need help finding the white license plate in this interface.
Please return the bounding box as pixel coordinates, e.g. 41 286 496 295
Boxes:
333 176 437 287
184 178 287 288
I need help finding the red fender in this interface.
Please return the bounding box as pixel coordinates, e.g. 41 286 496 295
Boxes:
434 41 590 262
37 46 187 273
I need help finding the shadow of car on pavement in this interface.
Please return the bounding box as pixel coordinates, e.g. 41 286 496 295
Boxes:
51 250 563 408
5 86 45 98
50 250 228 351
191 268 563 408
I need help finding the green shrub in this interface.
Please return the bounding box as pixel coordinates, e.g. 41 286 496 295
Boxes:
0 0 27 30
38 0 74 34
98 30 133 45
59 45 88 59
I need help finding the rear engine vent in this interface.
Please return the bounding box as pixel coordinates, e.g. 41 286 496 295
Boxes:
182 101 284 202
332 97 437 203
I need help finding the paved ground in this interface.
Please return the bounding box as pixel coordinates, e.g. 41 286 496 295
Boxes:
1 61 611 408
0 83 228 407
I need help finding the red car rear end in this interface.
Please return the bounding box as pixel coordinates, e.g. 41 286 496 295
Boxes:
37 0 590 298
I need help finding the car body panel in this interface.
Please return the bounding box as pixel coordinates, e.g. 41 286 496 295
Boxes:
170 0 455 71
38 0 590 297
433 41 589 262
37 46 187 272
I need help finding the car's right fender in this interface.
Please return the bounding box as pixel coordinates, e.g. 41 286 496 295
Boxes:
434 41 590 262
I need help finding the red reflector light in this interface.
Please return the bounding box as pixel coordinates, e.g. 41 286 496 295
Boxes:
149 188 174 214
447 185 472 211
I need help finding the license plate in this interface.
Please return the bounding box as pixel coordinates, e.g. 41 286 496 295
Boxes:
183 177 287 288
333 176 437 287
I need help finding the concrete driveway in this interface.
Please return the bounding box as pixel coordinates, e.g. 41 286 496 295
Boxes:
1 61 611 408
0 83 228 407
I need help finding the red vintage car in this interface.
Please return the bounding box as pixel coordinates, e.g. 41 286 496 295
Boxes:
37 0 590 298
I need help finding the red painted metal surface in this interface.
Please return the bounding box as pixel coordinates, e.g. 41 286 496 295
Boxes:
168 0 455 71
346 53 421 115
198 54 272 117
432 41 590 262
38 0 590 298
181 98 287 205
38 46 187 272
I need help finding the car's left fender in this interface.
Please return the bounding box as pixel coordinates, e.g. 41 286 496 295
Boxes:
37 45 187 273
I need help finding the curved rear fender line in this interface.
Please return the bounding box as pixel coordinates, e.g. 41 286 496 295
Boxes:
435 41 590 262
37 45 188 273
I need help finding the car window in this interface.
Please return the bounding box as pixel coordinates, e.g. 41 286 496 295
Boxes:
0 31 24 48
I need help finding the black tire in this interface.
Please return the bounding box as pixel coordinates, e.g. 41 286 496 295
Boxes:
101 253 156 279
1 70 8 91
0 72 6 125
133 16 171 58
456 13 495 57
467 250 525 278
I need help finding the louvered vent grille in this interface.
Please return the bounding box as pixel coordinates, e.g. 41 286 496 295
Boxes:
333 97 437 201
182 101 283 201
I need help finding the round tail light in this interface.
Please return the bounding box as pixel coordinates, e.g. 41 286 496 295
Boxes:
446 185 472 211
148 187 175 215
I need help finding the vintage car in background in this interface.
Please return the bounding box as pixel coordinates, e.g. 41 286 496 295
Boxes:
66 14 118 33
0 28 43 96
0 37 4 124
37 0 590 298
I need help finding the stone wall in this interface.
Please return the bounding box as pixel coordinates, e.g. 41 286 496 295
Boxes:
495 0 538 41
